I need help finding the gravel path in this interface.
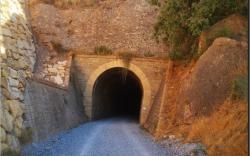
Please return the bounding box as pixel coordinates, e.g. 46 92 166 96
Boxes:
22 117 172 156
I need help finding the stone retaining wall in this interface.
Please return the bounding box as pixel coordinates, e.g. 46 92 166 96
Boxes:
24 79 87 142
0 0 36 153
36 56 72 88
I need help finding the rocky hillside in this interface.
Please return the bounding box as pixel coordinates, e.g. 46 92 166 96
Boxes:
28 0 167 71
156 15 248 156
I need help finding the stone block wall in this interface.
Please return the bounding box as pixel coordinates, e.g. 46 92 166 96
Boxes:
0 0 36 153
36 56 72 88
73 55 168 133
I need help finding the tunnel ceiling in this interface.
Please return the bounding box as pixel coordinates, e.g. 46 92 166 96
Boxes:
92 67 143 120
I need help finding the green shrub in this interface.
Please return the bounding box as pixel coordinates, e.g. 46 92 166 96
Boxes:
154 0 248 60
1 149 20 156
169 50 183 60
18 127 33 145
231 75 248 101
148 0 160 6
144 51 155 57
206 27 235 46
190 39 200 60
94 46 113 55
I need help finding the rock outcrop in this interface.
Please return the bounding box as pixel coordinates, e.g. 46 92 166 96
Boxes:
182 37 247 116
156 37 248 156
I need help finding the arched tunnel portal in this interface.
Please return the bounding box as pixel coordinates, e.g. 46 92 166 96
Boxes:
92 67 143 120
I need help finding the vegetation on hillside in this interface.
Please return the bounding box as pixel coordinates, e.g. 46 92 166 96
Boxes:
151 0 248 60
206 27 235 47
231 75 248 101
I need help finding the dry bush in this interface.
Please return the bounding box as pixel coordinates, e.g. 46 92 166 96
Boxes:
186 100 248 156
117 51 138 67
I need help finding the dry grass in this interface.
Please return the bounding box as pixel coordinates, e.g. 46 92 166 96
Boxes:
156 60 248 156
54 0 81 8
186 100 248 156
54 0 99 9
94 45 113 55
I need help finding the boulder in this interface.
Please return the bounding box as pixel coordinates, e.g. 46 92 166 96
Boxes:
180 38 247 116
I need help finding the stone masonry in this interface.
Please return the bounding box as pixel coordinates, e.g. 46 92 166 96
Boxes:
73 55 168 133
0 0 36 153
36 55 72 87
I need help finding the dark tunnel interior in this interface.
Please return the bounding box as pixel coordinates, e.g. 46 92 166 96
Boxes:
92 67 143 121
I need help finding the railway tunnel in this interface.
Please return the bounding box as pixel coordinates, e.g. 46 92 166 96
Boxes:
92 67 143 121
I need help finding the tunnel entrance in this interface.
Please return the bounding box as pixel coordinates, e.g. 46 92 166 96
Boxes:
92 67 143 121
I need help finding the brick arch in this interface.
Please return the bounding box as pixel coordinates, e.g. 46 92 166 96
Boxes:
84 60 151 124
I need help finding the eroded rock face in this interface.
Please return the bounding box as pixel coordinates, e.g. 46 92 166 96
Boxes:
182 38 247 116
0 0 36 152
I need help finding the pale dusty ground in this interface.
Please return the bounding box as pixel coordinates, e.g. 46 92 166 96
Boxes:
22 117 171 156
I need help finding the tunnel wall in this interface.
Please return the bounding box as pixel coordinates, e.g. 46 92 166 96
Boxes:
73 55 168 133
23 78 87 142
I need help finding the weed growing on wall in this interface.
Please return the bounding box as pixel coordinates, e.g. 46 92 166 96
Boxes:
117 52 137 83
51 41 68 54
94 46 113 55
144 51 155 57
